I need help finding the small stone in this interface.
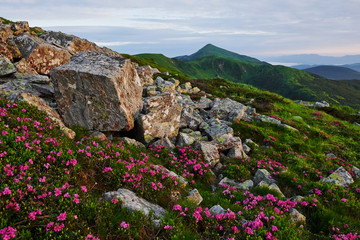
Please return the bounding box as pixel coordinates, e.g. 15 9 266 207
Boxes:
290 195 305 202
289 208 306 223
195 141 220 167
90 131 107 140
352 166 360 179
253 169 276 186
209 205 225 215
186 189 203 206
122 137 146 148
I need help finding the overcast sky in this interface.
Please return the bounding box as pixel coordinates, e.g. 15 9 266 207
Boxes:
1 0 360 59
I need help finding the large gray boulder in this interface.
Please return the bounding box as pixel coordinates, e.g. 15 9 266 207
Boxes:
13 33 71 75
104 188 167 225
0 56 16 76
320 166 354 187
138 91 182 143
209 98 248 121
50 51 143 132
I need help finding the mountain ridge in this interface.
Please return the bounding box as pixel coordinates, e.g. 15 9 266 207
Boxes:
304 65 360 80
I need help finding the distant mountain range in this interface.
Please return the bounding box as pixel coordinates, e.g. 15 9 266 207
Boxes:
303 66 360 80
131 44 360 109
263 54 360 65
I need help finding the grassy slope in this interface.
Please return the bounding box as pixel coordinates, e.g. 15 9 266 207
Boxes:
1 78 359 239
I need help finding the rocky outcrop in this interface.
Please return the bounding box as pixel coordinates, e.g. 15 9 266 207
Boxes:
104 188 167 225
50 51 143 132
138 91 182 143
13 33 71 75
320 166 354 187
40 31 116 56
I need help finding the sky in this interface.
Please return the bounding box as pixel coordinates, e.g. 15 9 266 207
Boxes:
1 0 360 61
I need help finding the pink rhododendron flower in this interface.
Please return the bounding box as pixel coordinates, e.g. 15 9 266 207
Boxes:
57 212 67 221
120 221 129 228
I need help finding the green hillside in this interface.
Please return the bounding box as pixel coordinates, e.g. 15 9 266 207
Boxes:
133 46 360 109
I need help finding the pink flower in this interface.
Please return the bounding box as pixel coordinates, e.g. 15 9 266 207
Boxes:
57 212 67 221
341 198 347 202
111 198 118 204
81 186 87 192
3 187 11 195
103 167 112 173
164 225 173 230
173 204 182 211
271 225 279 232
120 221 129 228
53 223 65 232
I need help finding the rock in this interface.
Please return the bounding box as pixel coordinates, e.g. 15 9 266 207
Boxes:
212 133 240 151
40 31 114 55
89 131 107 140
186 189 203 205
204 118 233 140
180 108 203 130
195 96 212 109
50 51 143 132
209 205 225 215
289 208 306 223
15 58 37 74
0 73 54 101
138 91 181 143
242 144 251 154
278 123 299 132
152 137 175 149
177 132 196 147
11 21 30 36
13 33 71 75
353 166 360 179
0 56 17 76
253 169 276 186
0 22 13 42
354 122 360 126
326 153 336 158
245 139 259 148
122 137 145 148
104 188 167 224
254 115 281 125
18 93 75 139
218 177 254 190
268 183 285 198
320 166 354 187
136 65 155 86
195 141 220 166
179 94 196 108
290 195 305 202
209 98 248 121
227 144 248 159
314 101 330 108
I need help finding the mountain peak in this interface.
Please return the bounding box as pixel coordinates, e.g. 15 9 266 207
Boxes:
175 43 266 65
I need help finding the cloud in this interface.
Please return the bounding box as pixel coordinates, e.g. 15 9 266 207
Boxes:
94 41 159 46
